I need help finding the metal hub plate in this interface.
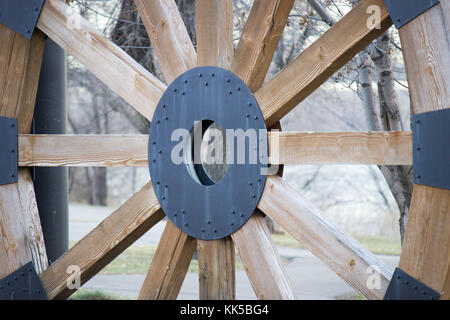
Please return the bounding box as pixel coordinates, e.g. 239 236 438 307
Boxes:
148 66 268 240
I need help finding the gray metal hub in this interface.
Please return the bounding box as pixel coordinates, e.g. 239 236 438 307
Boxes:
148 66 268 240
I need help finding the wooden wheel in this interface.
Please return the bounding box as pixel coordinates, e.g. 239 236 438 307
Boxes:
1 0 449 300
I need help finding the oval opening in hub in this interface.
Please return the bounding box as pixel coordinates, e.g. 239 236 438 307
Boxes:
184 120 230 186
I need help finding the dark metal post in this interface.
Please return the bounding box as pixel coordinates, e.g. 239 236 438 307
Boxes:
33 38 68 264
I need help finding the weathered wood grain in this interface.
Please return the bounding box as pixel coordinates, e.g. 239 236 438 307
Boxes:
196 0 233 69
18 132 412 167
232 0 294 92
397 3 450 299
255 0 392 128
135 0 197 83
399 5 450 114
139 220 196 300
269 131 412 165
198 237 235 300
195 0 236 300
40 182 164 299
0 26 48 278
37 0 166 121
19 135 148 167
231 212 295 300
258 176 393 300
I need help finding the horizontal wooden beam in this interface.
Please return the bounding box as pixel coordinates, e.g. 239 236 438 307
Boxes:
258 176 393 300
255 0 392 128
18 131 412 167
19 135 148 167
37 0 166 121
40 182 164 299
269 131 412 165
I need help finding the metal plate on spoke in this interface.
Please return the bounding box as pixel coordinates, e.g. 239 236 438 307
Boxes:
148 66 268 240
384 268 440 300
0 0 45 39
413 109 450 190
0 262 48 300
0 116 18 186
384 0 440 29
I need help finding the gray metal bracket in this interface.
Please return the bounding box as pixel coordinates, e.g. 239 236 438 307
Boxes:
0 0 45 39
0 116 18 186
413 108 450 190
384 0 440 29
0 261 48 300
384 268 440 300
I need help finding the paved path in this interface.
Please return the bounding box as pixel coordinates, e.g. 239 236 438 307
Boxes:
70 204 399 299
69 204 166 245
83 250 399 300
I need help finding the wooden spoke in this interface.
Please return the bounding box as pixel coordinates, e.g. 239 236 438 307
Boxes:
196 0 233 69
398 7 449 114
198 237 235 300
397 3 450 299
258 176 393 299
139 220 196 300
40 182 164 299
232 0 294 92
37 0 166 121
0 26 48 278
19 134 148 167
269 131 412 165
195 0 236 300
18 132 412 167
231 212 295 300
255 0 392 128
0 29 45 132
135 0 197 83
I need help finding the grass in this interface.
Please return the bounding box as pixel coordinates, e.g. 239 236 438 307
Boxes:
272 233 304 249
68 231 399 276
101 245 156 274
336 292 366 300
353 235 401 256
69 241 245 275
100 245 245 274
272 232 401 256
69 289 127 300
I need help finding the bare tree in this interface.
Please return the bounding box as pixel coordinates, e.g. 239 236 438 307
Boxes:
68 68 112 206
372 32 413 240
306 0 413 242
108 0 196 134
